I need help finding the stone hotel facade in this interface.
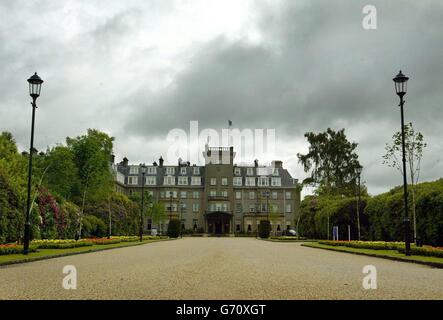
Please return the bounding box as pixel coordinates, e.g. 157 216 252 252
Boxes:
112 146 301 235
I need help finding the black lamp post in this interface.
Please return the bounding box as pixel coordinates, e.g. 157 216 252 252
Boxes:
23 72 43 255
180 202 184 238
169 193 173 220
140 163 146 242
393 70 411 256
355 165 362 241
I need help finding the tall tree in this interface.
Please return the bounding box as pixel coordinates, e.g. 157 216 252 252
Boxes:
66 129 114 238
382 122 427 243
297 128 362 196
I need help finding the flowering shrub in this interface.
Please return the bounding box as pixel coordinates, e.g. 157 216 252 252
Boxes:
0 244 37 255
398 246 443 258
87 238 122 245
318 240 407 250
31 239 92 249
37 187 66 239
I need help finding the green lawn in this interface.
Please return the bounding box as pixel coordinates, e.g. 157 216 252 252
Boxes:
302 242 443 268
0 239 172 266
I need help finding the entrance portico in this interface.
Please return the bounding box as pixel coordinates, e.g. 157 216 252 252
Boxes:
205 211 233 235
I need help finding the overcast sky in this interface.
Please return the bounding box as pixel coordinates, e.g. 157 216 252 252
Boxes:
1 0 442 197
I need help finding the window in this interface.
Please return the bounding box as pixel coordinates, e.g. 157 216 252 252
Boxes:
247 168 254 175
146 176 156 185
249 192 255 200
272 191 278 200
193 191 200 199
257 167 268 176
166 190 177 198
233 177 242 186
166 167 175 175
286 204 292 213
270 204 278 213
191 176 201 185
180 191 187 199
166 203 177 212
285 192 292 200
221 178 228 186
221 190 228 198
180 203 187 212
249 205 255 213
164 176 175 185
147 167 157 174
272 168 279 176
210 178 217 186
235 203 242 213
147 190 154 197
192 203 199 212
271 177 281 186
235 191 242 200
209 190 217 197
128 176 138 185
193 167 200 175
258 177 269 186
180 167 187 175
129 166 139 174
245 177 255 186
234 167 241 175
178 176 188 185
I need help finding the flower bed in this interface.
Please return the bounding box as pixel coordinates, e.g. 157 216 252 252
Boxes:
317 240 407 250
31 239 93 249
0 244 37 255
87 238 122 245
398 246 443 258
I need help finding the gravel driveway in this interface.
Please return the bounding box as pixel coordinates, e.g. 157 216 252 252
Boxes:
0 238 442 299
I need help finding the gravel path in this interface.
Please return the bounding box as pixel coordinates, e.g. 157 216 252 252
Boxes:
0 238 442 299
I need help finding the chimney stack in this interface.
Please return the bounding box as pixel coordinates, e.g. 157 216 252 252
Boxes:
254 159 259 167
122 157 129 166
159 156 164 167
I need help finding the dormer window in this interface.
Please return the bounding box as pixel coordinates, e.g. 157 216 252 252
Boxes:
147 167 157 175
234 167 241 175
272 168 279 176
247 168 254 175
166 167 175 175
129 166 139 174
180 167 187 175
193 167 200 175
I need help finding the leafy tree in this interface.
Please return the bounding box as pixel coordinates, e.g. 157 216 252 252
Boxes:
66 129 114 238
42 145 79 200
383 122 427 243
297 128 361 197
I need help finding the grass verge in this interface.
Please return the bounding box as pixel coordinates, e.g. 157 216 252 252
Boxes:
0 238 174 267
301 242 443 268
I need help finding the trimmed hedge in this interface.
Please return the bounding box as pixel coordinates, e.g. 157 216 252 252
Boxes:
167 220 181 238
0 245 38 255
398 246 443 258
318 240 407 250
258 220 271 239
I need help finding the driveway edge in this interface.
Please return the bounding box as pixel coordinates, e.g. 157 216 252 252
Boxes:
301 243 443 269
0 238 177 268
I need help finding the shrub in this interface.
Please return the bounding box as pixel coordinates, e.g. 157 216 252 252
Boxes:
318 240 407 250
258 220 271 239
398 246 443 258
87 238 121 245
0 244 37 255
31 239 93 249
167 219 180 238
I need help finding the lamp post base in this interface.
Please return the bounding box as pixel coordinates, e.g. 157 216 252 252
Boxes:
23 222 31 255
404 218 411 256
